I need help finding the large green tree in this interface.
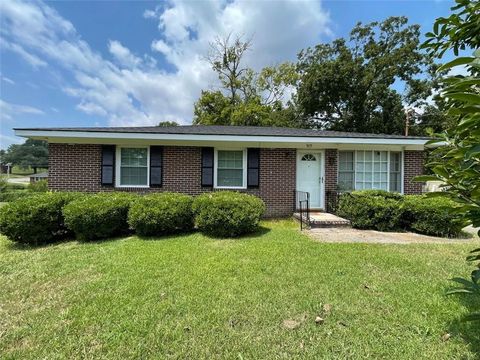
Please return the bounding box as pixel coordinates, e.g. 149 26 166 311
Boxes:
295 17 439 134
194 35 300 127
3 139 48 174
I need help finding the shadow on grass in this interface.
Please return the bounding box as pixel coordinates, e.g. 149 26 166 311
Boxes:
5 225 273 250
137 229 197 242
446 290 480 355
5 231 132 251
201 225 271 241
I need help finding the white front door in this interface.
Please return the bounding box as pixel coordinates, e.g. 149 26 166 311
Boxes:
296 151 324 209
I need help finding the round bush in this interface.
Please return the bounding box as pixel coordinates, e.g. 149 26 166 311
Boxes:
63 192 137 241
0 192 82 244
337 191 402 231
192 191 265 237
401 195 467 237
128 193 194 236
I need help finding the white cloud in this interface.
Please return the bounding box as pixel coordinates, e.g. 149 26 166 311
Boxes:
108 40 141 68
0 99 44 121
1 75 15 85
0 0 331 126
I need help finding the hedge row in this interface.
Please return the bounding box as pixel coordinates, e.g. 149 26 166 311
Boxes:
0 191 265 244
337 190 467 237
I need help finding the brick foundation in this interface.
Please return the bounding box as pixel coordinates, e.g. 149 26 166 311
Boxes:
48 144 295 217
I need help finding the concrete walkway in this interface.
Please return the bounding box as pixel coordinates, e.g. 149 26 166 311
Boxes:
307 227 479 244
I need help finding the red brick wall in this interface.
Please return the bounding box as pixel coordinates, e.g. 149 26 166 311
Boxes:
403 150 424 195
48 144 295 217
49 144 102 192
324 149 338 212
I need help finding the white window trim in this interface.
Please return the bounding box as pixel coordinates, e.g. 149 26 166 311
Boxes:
213 148 248 189
115 146 150 188
337 149 405 194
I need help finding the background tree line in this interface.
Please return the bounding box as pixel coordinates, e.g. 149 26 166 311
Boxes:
194 16 455 136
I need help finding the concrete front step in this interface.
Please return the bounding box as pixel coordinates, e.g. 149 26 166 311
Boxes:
293 211 351 228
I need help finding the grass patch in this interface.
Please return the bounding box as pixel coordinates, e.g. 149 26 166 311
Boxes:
0 220 479 359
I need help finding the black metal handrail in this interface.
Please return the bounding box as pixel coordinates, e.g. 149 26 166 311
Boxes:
295 190 310 230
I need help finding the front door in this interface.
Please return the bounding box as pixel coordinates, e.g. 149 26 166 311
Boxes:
297 151 324 209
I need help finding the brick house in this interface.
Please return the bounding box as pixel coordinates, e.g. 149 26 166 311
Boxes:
14 126 428 217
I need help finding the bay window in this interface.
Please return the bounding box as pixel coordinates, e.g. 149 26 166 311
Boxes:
338 150 403 193
117 147 149 187
215 149 246 188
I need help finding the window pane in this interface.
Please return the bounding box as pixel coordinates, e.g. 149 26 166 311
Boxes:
121 167 148 186
121 148 147 167
338 151 354 191
218 151 243 169
216 150 244 187
120 148 148 186
389 152 402 192
217 169 243 187
354 150 388 191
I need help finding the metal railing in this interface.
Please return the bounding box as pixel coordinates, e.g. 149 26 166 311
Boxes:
295 190 310 230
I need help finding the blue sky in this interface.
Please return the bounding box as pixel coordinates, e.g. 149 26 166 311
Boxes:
0 0 456 149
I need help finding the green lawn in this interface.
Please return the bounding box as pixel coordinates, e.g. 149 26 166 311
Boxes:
0 220 479 359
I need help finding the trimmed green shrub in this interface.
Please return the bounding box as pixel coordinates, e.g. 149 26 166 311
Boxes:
401 195 467 237
0 190 32 202
193 191 265 237
0 192 82 244
0 176 7 193
337 191 402 231
128 193 194 236
63 192 137 241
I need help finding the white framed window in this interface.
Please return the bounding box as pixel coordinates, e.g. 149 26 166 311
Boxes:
116 146 149 187
214 149 247 189
389 152 402 193
355 150 388 190
338 151 355 191
338 150 403 193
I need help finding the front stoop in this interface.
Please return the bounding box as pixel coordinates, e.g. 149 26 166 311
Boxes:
293 211 351 228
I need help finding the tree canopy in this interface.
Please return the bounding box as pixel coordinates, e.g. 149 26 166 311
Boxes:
2 139 48 173
295 16 439 134
194 17 448 135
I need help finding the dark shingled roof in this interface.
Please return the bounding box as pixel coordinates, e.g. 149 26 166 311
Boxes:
14 125 430 140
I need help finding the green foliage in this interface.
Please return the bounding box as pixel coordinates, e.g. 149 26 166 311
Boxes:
2 139 48 173
337 191 402 231
0 192 81 244
337 190 465 236
296 17 438 134
421 0 480 321
193 90 234 125
0 190 31 202
0 176 7 193
28 179 48 192
447 247 480 322
401 195 468 237
63 193 137 241
192 191 265 237
157 121 179 127
128 193 194 236
194 34 300 127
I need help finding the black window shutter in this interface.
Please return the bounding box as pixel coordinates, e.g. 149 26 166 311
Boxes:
247 148 260 188
201 147 214 187
101 145 115 186
150 146 163 187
